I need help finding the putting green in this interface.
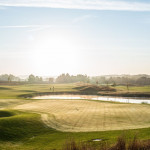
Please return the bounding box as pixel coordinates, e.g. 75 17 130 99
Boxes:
14 99 150 132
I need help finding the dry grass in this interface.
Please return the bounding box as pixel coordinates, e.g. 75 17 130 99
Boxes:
63 136 150 150
14 99 150 132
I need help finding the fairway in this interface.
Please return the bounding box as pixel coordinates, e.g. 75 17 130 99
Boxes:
14 99 150 132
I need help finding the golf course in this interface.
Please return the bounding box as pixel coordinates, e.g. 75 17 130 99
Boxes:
1 83 150 149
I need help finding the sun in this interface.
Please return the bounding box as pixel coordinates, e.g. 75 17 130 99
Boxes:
31 32 81 75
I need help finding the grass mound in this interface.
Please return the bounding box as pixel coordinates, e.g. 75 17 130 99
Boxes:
79 85 101 92
0 87 11 90
76 85 116 93
0 110 52 141
74 85 87 90
99 86 116 92
0 110 14 118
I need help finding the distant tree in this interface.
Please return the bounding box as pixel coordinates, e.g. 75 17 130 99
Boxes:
55 73 89 83
39 77 43 82
112 81 116 86
49 78 54 84
8 75 11 82
28 75 43 83
96 80 99 85
76 74 89 83
87 79 90 84
126 78 129 92
137 77 148 85
55 74 67 83
28 74 35 83
0 74 20 82
0 74 9 81
106 80 109 87
8 74 15 82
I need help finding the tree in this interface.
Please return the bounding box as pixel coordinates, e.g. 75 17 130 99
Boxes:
96 80 99 85
49 78 54 84
55 73 89 83
126 78 129 92
8 74 15 82
28 74 35 83
0 74 9 81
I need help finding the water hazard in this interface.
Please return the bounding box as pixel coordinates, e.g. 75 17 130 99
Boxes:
33 95 150 104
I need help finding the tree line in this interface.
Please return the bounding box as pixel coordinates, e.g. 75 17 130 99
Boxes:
0 74 20 82
91 75 150 86
0 73 150 85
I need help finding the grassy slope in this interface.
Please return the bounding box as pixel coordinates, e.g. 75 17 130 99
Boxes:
1 110 150 150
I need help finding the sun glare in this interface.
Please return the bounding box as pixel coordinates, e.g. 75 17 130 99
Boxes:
31 33 81 75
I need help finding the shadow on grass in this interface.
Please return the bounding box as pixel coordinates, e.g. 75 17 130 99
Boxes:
0 87 12 90
19 90 36 93
0 110 15 118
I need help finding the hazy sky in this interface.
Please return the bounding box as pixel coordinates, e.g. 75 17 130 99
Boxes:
0 0 150 76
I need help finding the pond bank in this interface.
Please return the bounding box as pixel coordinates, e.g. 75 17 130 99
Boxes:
18 91 150 99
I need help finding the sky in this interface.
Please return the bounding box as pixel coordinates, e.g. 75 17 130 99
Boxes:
0 0 150 76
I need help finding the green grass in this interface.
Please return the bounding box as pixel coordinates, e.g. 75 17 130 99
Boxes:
1 110 150 150
0 83 77 99
0 110 51 141
97 85 150 97
0 83 150 99
0 83 150 149
115 85 150 93
14 99 150 132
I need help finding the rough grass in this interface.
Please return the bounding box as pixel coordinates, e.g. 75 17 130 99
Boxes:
63 136 150 150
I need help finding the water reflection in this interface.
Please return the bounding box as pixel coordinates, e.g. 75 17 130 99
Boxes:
33 95 150 104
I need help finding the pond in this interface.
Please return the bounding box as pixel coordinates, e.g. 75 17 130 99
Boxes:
33 95 150 104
